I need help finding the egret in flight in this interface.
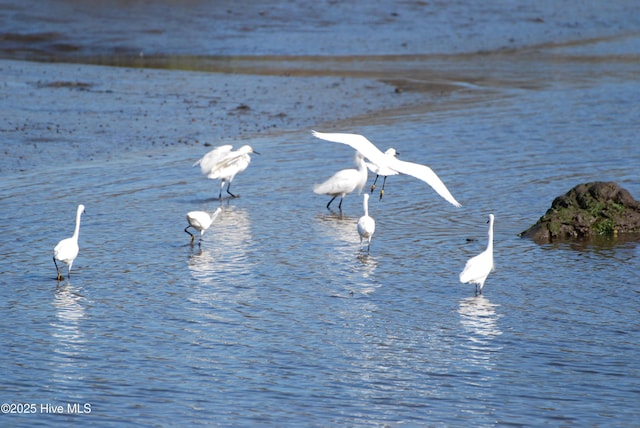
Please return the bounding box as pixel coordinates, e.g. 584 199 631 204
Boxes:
193 145 259 199
460 214 495 295
53 204 85 281
357 193 376 252
185 207 222 245
313 152 368 210
312 131 461 207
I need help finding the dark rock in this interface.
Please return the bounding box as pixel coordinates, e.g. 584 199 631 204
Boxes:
519 182 640 243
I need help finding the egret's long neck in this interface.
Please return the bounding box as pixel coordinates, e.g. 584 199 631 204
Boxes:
73 209 83 240
363 198 369 217
486 218 494 252
356 155 368 179
357 156 367 174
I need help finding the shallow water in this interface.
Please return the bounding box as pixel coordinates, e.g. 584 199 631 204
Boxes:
2 1 640 426
2 100 640 426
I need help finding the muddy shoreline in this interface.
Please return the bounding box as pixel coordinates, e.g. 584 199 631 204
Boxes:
1 57 432 175
2 0 639 175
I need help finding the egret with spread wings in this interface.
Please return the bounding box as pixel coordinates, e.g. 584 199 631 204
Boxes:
193 145 259 199
312 131 461 207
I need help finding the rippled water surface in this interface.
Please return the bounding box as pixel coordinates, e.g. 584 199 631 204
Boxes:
1 1 640 426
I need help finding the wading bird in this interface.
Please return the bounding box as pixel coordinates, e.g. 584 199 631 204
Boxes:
193 145 259 199
53 204 85 281
312 131 461 207
357 193 376 252
313 152 368 211
460 214 495 295
185 208 222 245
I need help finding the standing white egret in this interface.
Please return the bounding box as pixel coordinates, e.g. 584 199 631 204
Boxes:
460 214 495 295
312 130 461 207
53 204 85 281
313 152 368 210
185 207 222 245
357 193 376 252
193 145 259 199
367 148 399 200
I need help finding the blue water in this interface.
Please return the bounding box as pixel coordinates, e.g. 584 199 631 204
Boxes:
1 1 640 426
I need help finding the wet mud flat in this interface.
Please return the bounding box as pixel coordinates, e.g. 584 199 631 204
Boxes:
0 58 429 175
6 28 639 177
3 0 639 178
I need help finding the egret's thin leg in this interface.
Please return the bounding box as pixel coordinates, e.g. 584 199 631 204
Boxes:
326 195 337 210
226 182 238 198
338 196 344 211
379 176 388 200
370 174 380 193
53 256 63 281
184 226 195 243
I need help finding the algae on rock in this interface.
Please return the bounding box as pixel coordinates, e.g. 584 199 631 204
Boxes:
519 182 640 243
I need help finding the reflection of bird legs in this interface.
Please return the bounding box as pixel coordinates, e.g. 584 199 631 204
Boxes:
184 226 195 244
53 257 63 281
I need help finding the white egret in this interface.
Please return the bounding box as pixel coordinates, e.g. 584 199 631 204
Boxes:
460 214 495 295
185 207 222 245
53 204 85 281
312 130 461 207
313 152 368 210
357 193 376 252
366 148 399 199
193 145 259 199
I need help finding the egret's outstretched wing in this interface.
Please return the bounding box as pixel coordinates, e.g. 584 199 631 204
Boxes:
312 131 389 167
218 151 250 171
390 158 461 207
313 130 461 207
193 145 234 173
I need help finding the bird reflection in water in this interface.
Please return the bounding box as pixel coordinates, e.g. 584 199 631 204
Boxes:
315 211 360 248
352 253 379 295
50 282 87 387
52 283 86 346
458 295 502 367
187 205 254 278
186 206 257 320
316 212 380 296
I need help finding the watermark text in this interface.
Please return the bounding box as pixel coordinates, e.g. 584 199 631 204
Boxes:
1 402 91 415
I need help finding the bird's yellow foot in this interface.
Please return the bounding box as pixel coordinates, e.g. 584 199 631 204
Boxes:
379 189 385 200
190 235 195 244
56 271 63 281
370 184 376 193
